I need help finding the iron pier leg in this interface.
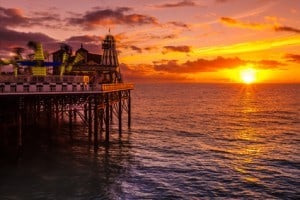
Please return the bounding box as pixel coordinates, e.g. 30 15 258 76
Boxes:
55 101 59 123
110 104 113 124
118 91 122 135
88 99 92 143
94 98 98 149
17 96 24 159
69 102 73 137
73 109 77 122
105 94 110 143
84 104 88 121
128 90 131 129
100 108 104 141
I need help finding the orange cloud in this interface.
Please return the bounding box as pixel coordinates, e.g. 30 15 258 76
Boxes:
285 54 300 63
274 26 300 34
220 17 300 33
220 17 273 30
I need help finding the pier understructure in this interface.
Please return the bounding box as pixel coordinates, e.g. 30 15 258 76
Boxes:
0 82 133 150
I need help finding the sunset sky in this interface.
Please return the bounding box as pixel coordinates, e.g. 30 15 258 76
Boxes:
1 0 300 83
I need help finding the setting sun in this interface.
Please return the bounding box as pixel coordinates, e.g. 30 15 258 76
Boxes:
240 68 256 84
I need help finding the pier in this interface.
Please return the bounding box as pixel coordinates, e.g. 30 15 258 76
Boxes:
0 33 134 156
0 82 133 150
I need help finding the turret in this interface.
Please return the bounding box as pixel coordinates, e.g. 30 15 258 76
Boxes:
101 34 119 67
101 33 122 83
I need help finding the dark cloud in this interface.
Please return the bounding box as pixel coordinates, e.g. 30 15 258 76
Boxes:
120 63 187 82
0 6 61 29
274 26 300 34
66 35 104 43
154 0 197 8
215 0 233 3
149 34 178 40
285 54 300 63
0 28 104 58
257 60 285 69
68 7 158 29
129 46 143 53
163 46 191 53
154 57 244 73
153 57 284 74
0 7 28 27
144 46 158 51
168 21 190 29
0 27 58 58
220 17 236 24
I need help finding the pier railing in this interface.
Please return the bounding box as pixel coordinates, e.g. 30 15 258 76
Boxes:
0 75 88 84
100 83 134 91
0 74 134 94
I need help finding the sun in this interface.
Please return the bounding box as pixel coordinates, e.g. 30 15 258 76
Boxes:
240 68 256 84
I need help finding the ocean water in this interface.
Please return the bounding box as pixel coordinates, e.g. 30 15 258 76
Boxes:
0 83 299 199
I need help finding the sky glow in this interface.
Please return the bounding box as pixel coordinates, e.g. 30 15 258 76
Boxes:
1 0 300 83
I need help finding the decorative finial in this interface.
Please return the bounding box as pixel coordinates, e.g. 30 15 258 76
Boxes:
109 28 111 34
81 43 83 48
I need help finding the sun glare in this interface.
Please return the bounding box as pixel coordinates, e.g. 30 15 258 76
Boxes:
240 68 256 84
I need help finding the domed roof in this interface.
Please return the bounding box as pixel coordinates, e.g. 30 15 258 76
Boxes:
76 43 88 52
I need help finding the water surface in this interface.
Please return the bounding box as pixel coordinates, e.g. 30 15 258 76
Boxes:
0 83 299 199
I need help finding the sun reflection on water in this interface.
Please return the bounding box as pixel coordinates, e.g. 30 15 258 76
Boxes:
230 85 266 184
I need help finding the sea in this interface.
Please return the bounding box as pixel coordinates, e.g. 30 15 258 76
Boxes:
0 83 299 199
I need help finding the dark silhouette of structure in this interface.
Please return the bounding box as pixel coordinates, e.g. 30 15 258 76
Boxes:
0 33 133 156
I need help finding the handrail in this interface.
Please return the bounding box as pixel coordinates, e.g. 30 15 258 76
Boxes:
101 83 134 91
0 75 88 83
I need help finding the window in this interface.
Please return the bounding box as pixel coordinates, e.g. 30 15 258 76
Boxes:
10 85 16 92
72 85 77 92
0 85 4 93
23 85 29 92
50 85 56 92
37 85 43 92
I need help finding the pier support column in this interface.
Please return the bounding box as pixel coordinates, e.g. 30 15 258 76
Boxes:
73 109 77 122
94 96 99 149
84 104 88 121
99 108 104 141
55 101 59 123
61 99 64 120
88 99 92 143
105 94 110 143
69 102 73 138
118 91 122 135
128 90 131 129
17 96 24 158
110 104 113 124
17 110 22 151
